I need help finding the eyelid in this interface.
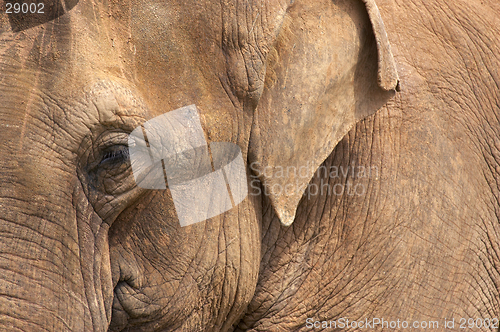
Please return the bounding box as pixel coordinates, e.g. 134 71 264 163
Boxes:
81 130 131 173
99 145 130 166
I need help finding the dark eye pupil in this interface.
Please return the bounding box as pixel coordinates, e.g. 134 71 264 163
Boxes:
101 148 130 165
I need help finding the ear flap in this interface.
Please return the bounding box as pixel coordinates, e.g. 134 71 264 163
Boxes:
248 0 399 226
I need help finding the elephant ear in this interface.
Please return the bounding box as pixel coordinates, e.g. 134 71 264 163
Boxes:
248 0 399 226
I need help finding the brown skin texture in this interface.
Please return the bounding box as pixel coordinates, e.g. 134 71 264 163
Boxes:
237 0 500 331
0 0 283 330
0 0 499 332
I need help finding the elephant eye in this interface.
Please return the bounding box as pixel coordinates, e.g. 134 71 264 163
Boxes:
99 145 130 167
78 131 135 197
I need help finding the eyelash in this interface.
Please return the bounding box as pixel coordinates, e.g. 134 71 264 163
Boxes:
100 147 130 165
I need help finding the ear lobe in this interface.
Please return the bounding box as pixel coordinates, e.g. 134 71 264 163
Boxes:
248 0 398 226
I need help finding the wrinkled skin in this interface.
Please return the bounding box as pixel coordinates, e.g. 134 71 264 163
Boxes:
0 1 499 332
240 1 500 331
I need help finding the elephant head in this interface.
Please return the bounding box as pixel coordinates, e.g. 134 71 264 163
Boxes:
0 0 397 330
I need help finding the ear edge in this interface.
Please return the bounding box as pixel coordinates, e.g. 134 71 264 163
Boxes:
362 0 400 91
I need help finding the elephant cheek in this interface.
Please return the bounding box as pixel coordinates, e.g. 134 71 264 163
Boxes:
74 185 115 330
108 282 162 331
107 247 159 330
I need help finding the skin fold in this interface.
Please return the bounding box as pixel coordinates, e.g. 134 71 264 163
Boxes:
0 0 499 331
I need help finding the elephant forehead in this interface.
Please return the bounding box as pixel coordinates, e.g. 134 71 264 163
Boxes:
0 0 293 178
0 0 291 137
0 80 147 150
